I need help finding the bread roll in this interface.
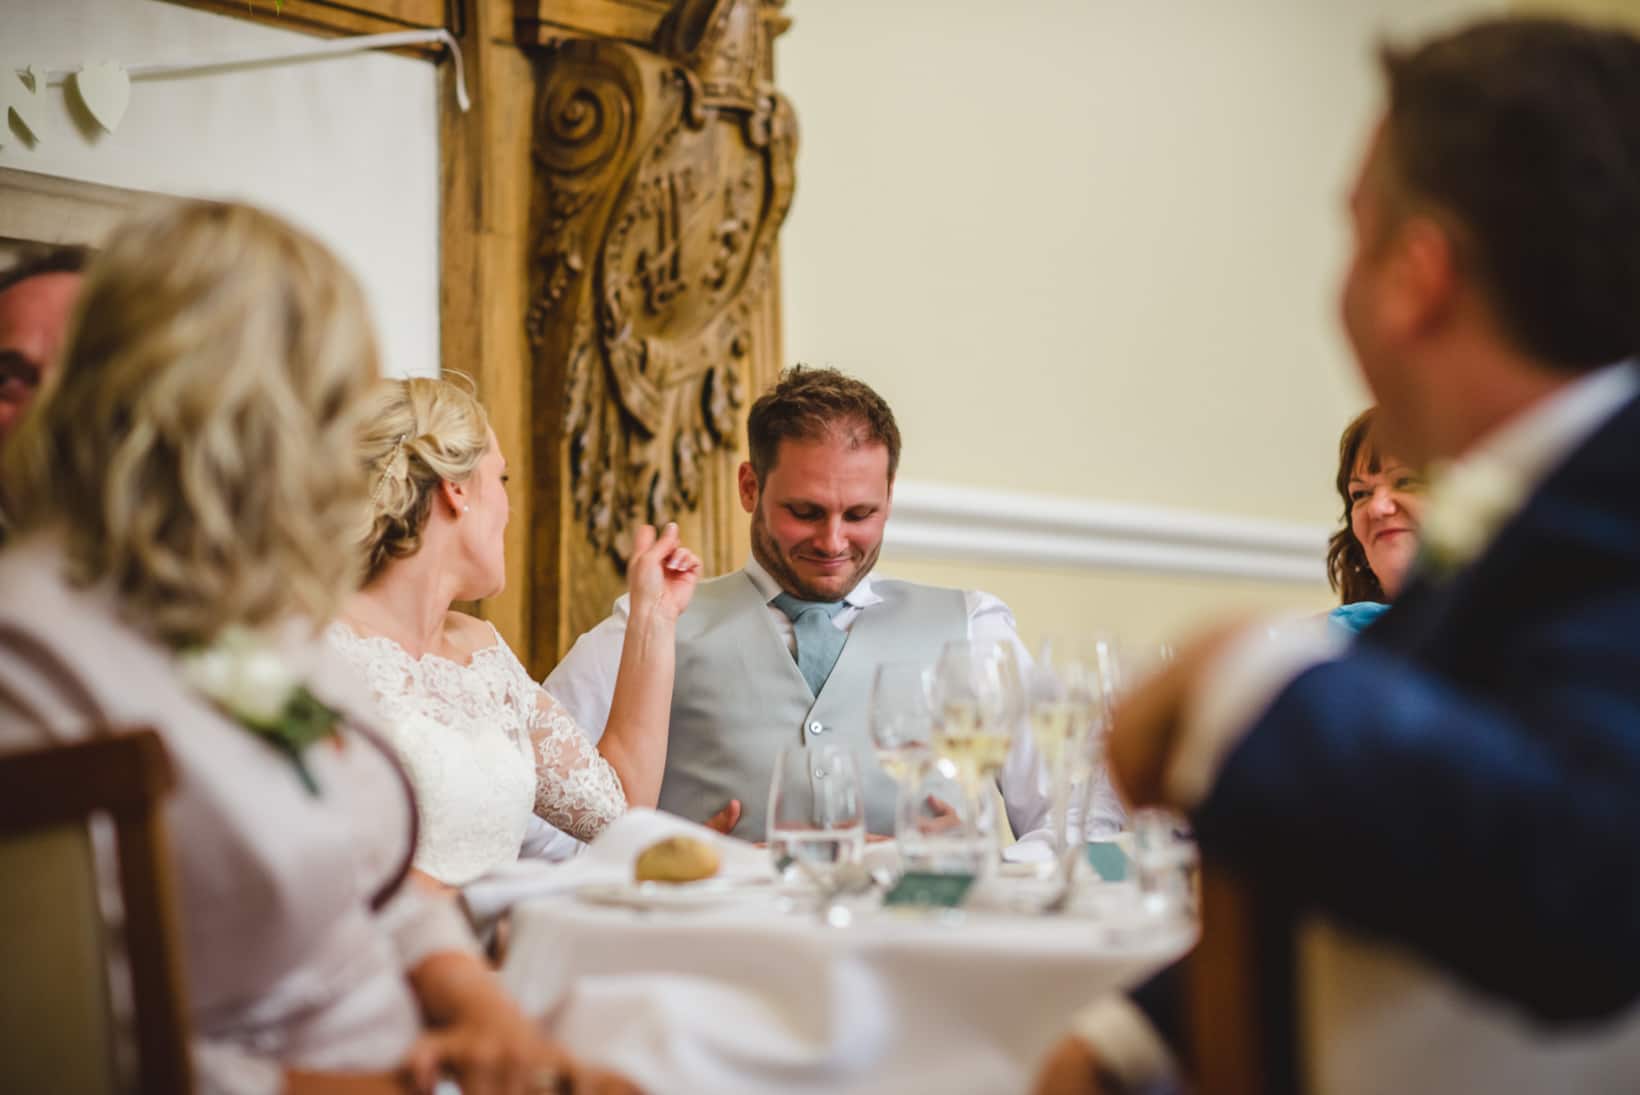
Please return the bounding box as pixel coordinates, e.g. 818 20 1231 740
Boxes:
634 835 721 884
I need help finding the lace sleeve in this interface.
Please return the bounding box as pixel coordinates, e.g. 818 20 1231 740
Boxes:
528 682 627 843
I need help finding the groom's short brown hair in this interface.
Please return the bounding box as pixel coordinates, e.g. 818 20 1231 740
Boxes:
746 366 901 485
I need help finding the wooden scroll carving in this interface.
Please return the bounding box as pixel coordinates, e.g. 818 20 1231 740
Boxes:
527 0 795 640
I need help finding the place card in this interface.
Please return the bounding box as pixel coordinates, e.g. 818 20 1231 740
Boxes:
1085 842 1129 882
881 871 975 909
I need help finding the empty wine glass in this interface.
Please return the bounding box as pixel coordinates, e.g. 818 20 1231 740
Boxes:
1131 806 1199 925
895 760 983 877
767 742 866 892
1029 639 1101 863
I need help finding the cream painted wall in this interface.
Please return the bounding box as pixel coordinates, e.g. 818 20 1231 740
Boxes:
0 0 440 378
779 0 1504 641
885 557 1333 653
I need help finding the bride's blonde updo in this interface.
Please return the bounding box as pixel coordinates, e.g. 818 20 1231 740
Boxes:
359 375 490 583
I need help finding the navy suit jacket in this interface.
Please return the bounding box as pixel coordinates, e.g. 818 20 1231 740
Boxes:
1188 375 1640 1028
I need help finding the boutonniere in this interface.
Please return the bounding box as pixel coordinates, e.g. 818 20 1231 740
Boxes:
1418 458 1527 576
178 628 340 794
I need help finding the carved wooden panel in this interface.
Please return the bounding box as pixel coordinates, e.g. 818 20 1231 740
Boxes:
169 0 448 41
516 0 676 46
526 0 795 647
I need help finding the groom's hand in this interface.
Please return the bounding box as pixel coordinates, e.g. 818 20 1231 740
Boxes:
704 799 742 835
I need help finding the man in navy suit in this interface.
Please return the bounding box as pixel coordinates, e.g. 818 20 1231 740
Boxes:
1038 16 1640 1093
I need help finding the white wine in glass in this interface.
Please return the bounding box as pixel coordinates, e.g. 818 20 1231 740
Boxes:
874 746 928 783
1029 700 1078 771
929 640 1024 873
869 662 935 785
936 723 1012 782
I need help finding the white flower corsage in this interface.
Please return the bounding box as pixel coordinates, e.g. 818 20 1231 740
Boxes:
178 627 340 794
1419 458 1527 576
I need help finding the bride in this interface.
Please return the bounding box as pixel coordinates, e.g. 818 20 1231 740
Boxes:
329 376 701 887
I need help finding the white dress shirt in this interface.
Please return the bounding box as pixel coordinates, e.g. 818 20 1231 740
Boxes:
1079 360 1640 1088
526 555 1126 859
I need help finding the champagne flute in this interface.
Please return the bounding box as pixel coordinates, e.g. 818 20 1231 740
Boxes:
929 639 1024 868
1029 639 1099 863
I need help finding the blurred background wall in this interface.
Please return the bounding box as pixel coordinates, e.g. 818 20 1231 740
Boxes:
778 0 1516 648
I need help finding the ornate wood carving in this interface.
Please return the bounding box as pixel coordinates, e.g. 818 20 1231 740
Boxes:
527 0 795 640
170 0 447 42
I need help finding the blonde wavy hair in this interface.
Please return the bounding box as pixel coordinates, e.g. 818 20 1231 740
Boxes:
358 375 491 584
1 200 380 647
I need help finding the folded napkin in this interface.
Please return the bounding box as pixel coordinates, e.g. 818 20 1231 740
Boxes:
463 808 769 925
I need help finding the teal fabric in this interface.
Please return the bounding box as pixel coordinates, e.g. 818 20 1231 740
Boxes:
1328 600 1391 637
770 593 849 696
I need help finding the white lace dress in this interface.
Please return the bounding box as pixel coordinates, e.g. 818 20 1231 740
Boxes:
326 621 626 885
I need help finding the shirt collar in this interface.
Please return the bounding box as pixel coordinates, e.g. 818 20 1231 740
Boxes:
1446 358 1639 493
742 553 882 609
1418 359 1639 572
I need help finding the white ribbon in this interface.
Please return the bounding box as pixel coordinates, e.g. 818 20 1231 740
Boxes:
18 28 471 112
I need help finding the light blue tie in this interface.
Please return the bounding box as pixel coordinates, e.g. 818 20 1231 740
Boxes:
771 592 848 697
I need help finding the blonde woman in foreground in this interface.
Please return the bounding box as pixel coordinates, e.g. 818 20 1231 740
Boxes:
328 377 702 887
0 200 635 1094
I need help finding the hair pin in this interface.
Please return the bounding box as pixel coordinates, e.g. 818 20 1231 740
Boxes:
368 433 409 507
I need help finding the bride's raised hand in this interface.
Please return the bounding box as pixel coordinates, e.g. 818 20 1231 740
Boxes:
628 522 703 622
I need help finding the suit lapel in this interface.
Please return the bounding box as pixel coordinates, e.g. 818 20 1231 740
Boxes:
1365 388 1640 664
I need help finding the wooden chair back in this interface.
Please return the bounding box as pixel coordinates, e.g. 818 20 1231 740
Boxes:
1185 862 1299 1095
0 730 192 1095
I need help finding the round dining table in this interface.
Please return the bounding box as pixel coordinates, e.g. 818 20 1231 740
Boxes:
500 869 1191 1095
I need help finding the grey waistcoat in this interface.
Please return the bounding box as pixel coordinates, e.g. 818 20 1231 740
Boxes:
658 571 968 838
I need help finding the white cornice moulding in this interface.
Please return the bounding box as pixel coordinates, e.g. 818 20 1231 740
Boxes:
883 480 1331 585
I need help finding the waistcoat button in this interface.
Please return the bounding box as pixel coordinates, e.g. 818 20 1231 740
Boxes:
808 720 824 734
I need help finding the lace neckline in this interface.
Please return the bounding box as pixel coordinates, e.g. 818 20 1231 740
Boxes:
327 619 508 671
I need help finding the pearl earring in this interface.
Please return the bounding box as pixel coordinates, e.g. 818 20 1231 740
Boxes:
462 505 471 513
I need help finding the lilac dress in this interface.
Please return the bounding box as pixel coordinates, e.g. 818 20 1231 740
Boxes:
0 534 478 1095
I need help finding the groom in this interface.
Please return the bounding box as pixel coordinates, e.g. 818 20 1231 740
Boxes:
540 366 1122 848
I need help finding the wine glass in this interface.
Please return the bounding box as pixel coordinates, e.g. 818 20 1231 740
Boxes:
895 759 983 877
1029 639 1100 862
930 639 1022 782
929 639 1024 867
767 742 865 892
869 661 934 789
1131 806 1199 925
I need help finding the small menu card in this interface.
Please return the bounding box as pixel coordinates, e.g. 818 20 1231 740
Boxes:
1085 842 1129 882
881 871 975 908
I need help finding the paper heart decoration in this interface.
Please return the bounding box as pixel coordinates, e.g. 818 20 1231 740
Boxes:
7 66 47 142
75 61 129 134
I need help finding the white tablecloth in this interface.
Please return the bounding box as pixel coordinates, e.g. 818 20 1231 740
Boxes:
492 812 1189 1094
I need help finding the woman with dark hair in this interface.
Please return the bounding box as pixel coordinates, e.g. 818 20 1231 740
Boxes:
1325 407 1426 634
